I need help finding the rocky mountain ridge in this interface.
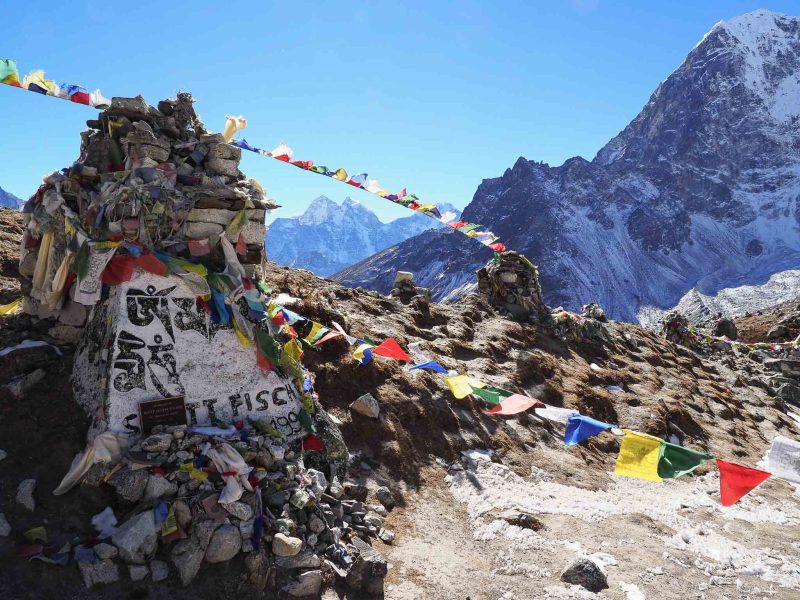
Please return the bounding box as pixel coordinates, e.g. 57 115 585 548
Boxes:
267 196 460 276
0 186 22 209
336 9 800 323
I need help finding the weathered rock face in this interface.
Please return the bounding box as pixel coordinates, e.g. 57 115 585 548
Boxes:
336 10 800 322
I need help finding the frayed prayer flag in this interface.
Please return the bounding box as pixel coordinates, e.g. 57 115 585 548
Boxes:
233 319 253 348
0 59 21 87
353 342 373 365
482 394 543 415
564 415 613 446
766 435 800 483
716 459 771 506
614 430 663 483
657 442 712 479
255 329 281 372
333 168 348 181
347 173 368 187
409 360 448 374
188 239 211 257
372 338 411 361
100 254 134 284
314 330 343 345
302 434 325 451
0 297 23 316
283 339 303 363
535 405 580 425
470 385 513 406
133 252 169 277
303 322 326 345
445 375 485 399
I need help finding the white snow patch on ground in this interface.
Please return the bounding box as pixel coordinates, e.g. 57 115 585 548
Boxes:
447 456 800 590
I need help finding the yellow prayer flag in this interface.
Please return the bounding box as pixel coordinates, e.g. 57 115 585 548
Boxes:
333 168 348 181
445 375 486 400
614 430 663 483
283 338 303 362
303 322 325 343
0 297 23 316
233 319 253 348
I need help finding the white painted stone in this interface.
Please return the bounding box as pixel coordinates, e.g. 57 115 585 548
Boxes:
75 271 304 436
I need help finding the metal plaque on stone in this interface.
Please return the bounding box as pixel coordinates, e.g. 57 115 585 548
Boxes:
138 396 187 433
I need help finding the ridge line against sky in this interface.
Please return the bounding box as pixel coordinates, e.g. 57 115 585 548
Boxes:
2 2 796 222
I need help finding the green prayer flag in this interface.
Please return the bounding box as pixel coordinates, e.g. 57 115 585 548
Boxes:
471 385 513 406
225 208 249 238
298 409 316 433
255 329 282 364
73 241 90 280
456 223 481 234
363 335 378 346
657 442 712 479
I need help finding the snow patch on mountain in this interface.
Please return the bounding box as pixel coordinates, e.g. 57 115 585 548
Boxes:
639 268 800 328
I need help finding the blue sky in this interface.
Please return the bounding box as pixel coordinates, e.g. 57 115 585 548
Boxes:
2 1 797 222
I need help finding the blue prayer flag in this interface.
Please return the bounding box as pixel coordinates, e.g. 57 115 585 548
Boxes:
564 414 613 446
409 360 448 374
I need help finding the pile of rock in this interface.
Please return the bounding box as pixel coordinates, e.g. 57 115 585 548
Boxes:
389 271 431 308
476 251 550 324
17 93 278 336
71 422 390 594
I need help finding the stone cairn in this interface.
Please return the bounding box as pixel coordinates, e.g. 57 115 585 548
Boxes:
476 251 549 324
389 271 431 307
18 93 276 339
14 95 392 594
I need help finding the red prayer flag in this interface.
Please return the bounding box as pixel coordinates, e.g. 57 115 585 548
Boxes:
133 252 169 277
449 221 467 229
70 91 91 105
716 459 771 506
235 232 246 255
188 239 211 257
303 434 325 451
488 243 506 252
256 347 274 372
101 254 134 285
273 154 291 162
314 330 343 345
372 338 411 361
482 394 543 416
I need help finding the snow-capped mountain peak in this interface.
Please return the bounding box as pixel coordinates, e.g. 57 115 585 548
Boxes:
336 11 800 322
267 196 461 277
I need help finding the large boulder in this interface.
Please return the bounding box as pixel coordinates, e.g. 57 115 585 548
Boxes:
204 524 242 563
713 317 738 340
111 510 158 564
171 538 204 586
560 557 608 592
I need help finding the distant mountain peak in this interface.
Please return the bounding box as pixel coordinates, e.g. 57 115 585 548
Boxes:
337 11 800 322
0 186 22 209
267 196 461 276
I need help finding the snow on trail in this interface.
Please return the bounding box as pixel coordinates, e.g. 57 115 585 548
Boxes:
446 451 800 590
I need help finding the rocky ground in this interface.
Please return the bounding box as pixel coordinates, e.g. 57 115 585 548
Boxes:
1 206 800 599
